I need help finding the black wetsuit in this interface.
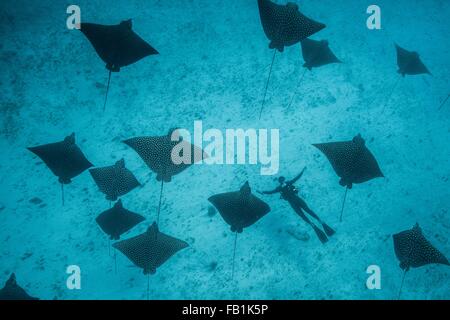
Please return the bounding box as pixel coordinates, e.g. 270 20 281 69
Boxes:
262 170 335 244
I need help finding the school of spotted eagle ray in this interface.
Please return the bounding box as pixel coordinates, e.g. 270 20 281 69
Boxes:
0 0 449 300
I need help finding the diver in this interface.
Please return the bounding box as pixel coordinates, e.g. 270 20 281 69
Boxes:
260 168 335 244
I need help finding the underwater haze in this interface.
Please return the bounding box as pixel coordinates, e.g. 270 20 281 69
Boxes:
0 0 449 300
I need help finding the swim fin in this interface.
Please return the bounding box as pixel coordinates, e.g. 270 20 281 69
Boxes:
322 223 335 237
312 225 328 244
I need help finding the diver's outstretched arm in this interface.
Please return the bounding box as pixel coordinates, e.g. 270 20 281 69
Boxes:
260 187 281 195
287 167 307 185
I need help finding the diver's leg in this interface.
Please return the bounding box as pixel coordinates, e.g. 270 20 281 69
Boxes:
300 199 336 237
294 206 313 225
300 201 321 221
290 203 328 244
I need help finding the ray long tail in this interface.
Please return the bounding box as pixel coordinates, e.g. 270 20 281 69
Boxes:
103 70 112 112
61 183 65 206
156 180 164 225
114 249 117 274
259 50 277 120
438 93 450 110
286 68 308 109
231 232 238 280
397 270 407 300
340 187 348 222
381 77 401 113
147 274 150 300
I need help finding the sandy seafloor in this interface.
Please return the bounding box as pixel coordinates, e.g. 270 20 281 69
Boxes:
0 0 449 300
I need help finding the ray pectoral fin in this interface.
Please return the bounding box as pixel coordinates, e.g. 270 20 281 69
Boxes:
286 2 298 10
119 19 132 29
147 44 159 55
0 273 39 300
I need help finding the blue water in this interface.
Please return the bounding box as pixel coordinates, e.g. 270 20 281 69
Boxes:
0 0 449 300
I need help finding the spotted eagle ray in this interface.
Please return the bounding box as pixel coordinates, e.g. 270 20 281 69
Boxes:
208 181 271 279
80 19 159 111
257 0 326 119
97 199 145 240
313 134 384 222
393 223 449 299
96 199 145 273
89 158 141 202
0 273 39 300
27 133 93 205
287 38 341 108
123 129 207 224
381 44 431 112
113 222 188 299
396 44 431 77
